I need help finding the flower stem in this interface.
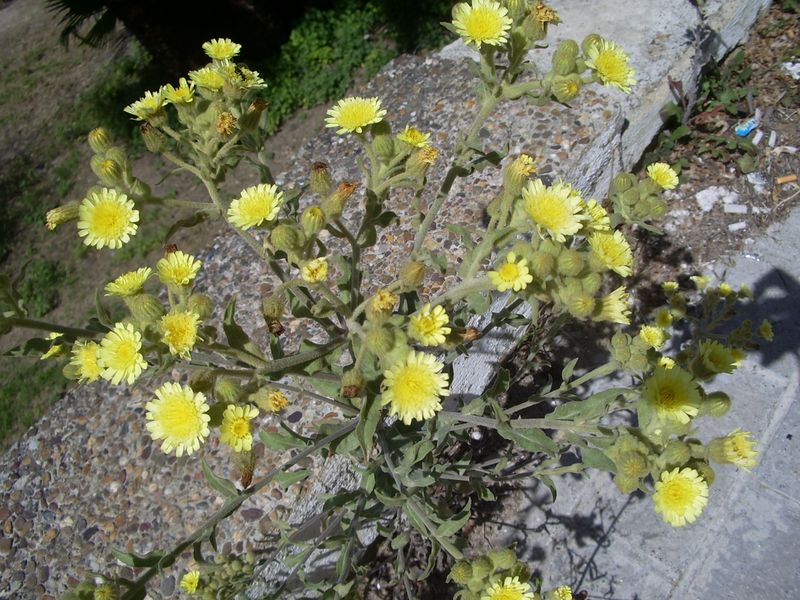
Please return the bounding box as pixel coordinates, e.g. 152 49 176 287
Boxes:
9 317 103 339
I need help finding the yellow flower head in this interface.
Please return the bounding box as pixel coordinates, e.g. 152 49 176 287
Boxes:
409 303 452 346
551 586 574 600
708 429 758 470
146 382 210 457
655 307 673 329
157 251 202 286
758 319 774 341
382 351 450 425
228 184 284 230
45 201 80 230
396 125 431 148
646 162 679 190
659 356 676 369
180 570 201 594
489 252 534 292
585 39 636 93
372 289 399 313
219 404 259 452
124 90 164 120
325 97 387 134
301 257 329 283
588 230 633 277
662 281 679 294
98 322 148 385
105 267 151 297
202 38 242 61
653 467 709 527
481 576 536 600
162 77 195 104
452 0 513 48
639 324 666 350
160 310 200 358
267 390 290 412
696 339 737 377
642 366 700 425
581 199 610 233
77 188 139 250
189 67 226 91
70 340 102 383
594 286 630 324
521 179 585 242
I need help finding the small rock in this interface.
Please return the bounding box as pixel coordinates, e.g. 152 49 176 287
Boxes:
723 203 748 214
728 221 747 232
42 528 58 543
82 526 99 541
0 537 13 555
37 565 50 583
161 575 175 595
241 508 263 522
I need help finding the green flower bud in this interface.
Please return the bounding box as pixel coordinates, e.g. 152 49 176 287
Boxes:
660 440 691 467
614 474 639 494
557 249 584 277
580 272 602 295
88 127 113 154
563 290 596 319
552 42 578 76
270 224 305 254
399 261 426 290
187 293 214 320
700 391 731 417
261 296 285 321
470 557 493 579
341 369 365 398
558 39 580 58
450 560 473 584
310 162 334 195
45 201 80 230
530 250 556 279
140 122 165 153
128 178 151 199
581 33 603 56
611 173 636 193
301 206 326 237
321 182 357 220
90 155 125 187
488 547 517 570
62 363 80 380
616 451 649 478
552 74 582 103
214 376 242 404
506 561 531 582
371 120 395 163
125 293 165 325
365 324 395 358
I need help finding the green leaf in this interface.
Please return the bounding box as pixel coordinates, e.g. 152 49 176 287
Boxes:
549 387 627 421
201 459 239 498
3 337 49 357
259 428 307 451
374 488 406 509
561 358 579 384
496 423 558 454
111 548 169 568
94 290 113 328
435 499 472 536
164 212 208 243
391 531 410 550
355 394 382 460
580 447 617 473
274 469 310 488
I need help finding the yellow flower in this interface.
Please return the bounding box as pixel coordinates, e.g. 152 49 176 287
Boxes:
409 303 451 346
98 322 148 385
662 281 679 294
124 90 164 120
758 319 774 341
639 324 666 350
659 356 676 369
708 429 759 470
180 570 201 594
585 39 636 93
160 310 200 358
325 97 387 134
653 467 708 527
146 382 210 457
695 339 737 378
521 179 585 242
382 351 450 425
228 184 284 230
489 252 534 292
40 332 65 360
202 37 241 60
157 251 202 286
551 586 573 600
105 267 151 297
481 576 536 600
77 188 139 250
588 230 633 277
373 289 399 313
655 308 673 329
220 404 259 452
646 162 679 190
717 282 733 296
593 286 630 324
301 257 329 283
162 77 195 104
581 199 610 233
641 366 700 425
189 67 226 91
70 340 102 383
45 201 79 230
267 390 290 412
396 125 431 148
452 0 513 48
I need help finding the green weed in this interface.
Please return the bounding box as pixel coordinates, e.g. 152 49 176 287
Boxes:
19 259 67 317
0 360 67 448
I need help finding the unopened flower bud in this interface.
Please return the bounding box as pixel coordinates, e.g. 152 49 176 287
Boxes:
580 272 602 295
125 293 165 325
557 249 584 276
449 560 473 584
470 557 492 579
371 120 395 162
45 201 80 230
614 473 639 494
564 290 596 319
611 173 636 193
90 155 124 187
270 224 305 254
239 98 267 132
310 162 334 195
399 261 425 290
488 547 517 570
301 206 325 237
88 127 113 154
140 122 165 153
261 296 285 321
322 181 357 219
530 250 556 278
187 293 214 320
365 324 395 357
214 376 242 404
341 369 365 398
582 33 603 56
661 440 691 467
406 146 438 179
552 48 577 76
700 391 731 417
617 451 649 479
